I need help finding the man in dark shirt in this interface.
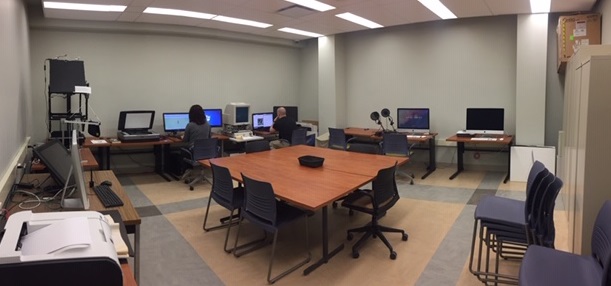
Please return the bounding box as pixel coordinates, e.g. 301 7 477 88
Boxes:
269 107 296 149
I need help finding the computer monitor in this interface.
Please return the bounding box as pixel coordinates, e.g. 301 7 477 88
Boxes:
118 110 155 131
397 108 430 134
62 129 90 210
163 112 189 133
252 112 274 130
466 108 504 135
223 103 250 125
203 108 223 128
32 139 73 189
273 106 298 122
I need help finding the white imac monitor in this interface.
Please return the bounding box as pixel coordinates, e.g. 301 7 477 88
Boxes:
62 130 90 210
223 102 250 126
466 108 505 135
397 108 430 134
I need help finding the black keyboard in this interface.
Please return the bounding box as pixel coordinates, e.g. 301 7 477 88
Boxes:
93 185 124 208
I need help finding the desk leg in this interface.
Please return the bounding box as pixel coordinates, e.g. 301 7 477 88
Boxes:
101 146 110 170
504 143 511 183
134 224 140 284
449 142 465 180
154 145 172 181
303 206 344 275
421 138 437 179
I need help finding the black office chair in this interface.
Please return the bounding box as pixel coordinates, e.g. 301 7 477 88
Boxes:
381 133 414 185
233 174 311 284
181 138 219 190
203 162 244 252
245 140 271 154
341 162 408 259
328 127 347 150
291 128 308 146
346 142 380 154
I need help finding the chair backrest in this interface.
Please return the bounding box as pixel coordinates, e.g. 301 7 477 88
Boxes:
592 201 611 286
535 176 563 246
192 138 219 160
526 161 547 195
210 162 236 203
291 128 308 146
371 162 400 212
382 133 409 157
328 128 347 150
525 170 553 232
241 174 277 225
525 165 550 222
347 143 380 154
245 140 271 154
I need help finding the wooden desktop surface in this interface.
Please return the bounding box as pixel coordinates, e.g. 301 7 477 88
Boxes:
344 127 437 142
446 134 513 144
201 145 402 210
31 148 98 172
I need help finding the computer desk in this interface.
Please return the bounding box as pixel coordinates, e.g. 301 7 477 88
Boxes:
8 170 142 284
199 145 406 275
446 134 514 183
344 127 438 179
31 147 98 172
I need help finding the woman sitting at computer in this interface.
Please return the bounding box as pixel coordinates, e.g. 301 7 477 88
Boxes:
183 104 210 145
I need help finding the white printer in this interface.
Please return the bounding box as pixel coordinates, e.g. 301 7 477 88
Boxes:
0 211 122 286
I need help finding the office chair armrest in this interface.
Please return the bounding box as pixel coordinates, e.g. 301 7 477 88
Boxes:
180 147 193 160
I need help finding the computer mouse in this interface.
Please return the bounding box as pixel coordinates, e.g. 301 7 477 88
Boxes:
101 180 112 187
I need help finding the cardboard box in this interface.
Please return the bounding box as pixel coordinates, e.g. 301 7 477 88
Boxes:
557 13 601 73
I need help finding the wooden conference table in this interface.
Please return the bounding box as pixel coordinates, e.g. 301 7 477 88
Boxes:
8 170 142 284
446 134 514 183
344 127 438 179
199 145 407 274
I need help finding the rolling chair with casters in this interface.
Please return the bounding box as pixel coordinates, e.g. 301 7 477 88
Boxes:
203 162 245 252
291 128 308 146
519 200 611 286
382 133 415 185
233 174 311 284
245 140 271 154
181 138 219 190
328 127 347 150
331 142 380 212
341 162 408 260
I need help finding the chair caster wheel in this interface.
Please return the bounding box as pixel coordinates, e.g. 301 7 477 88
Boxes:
189 186 194 191
347 233 353 241
402 233 408 241
332 202 338 209
184 179 189 184
352 252 359 259
390 251 397 260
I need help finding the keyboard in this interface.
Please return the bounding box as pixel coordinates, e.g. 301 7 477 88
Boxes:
93 185 124 207
471 137 498 141
406 135 425 139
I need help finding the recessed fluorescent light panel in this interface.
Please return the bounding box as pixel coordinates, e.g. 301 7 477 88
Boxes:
212 16 272 28
417 0 456 20
285 0 335 12
143 7 216 20
278 27 324 38
336 13 383 29
530 0 551 13
43 1 126 12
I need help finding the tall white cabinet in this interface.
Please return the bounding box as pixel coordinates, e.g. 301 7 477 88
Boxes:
560 45 611 255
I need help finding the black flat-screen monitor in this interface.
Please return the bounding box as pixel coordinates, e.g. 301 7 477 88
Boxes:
203 109 223 127
33 140 73 188
397 108 430 133
252 112 274 129
118 110 155 131
466 108 504 135
273 106 298 122
163 112 189 133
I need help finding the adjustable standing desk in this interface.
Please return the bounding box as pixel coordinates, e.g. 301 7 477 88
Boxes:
200 145 406 275
446 134 514 183
344 127 438 179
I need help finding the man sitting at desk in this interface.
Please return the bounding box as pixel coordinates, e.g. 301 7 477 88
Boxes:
269 107 296 149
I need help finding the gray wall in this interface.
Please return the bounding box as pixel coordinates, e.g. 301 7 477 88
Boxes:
0 0 32 203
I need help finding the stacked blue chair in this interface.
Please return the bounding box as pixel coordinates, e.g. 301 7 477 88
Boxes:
519 200 611 286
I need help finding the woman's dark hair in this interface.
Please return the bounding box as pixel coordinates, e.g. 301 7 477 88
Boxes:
189 104 207 125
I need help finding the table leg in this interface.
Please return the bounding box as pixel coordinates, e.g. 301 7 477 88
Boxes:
303 206 344 275
421 137 437 179
154 145 172 181
449 142 465 180
134 224 140 284
504 143 511 183
102 146 110 170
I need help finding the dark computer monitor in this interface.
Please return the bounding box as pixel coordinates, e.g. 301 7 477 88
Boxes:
203 109 223 127
397 108 430 133
273 106 298 122
32 139 74 188
466 108 504 135
163 112 189 133
252 112 274 130
118 110 155 131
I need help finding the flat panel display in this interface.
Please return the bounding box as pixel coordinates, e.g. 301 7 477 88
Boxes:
33 140 73 188
397 108 430 133
273 106 298 122
163 113 189 132
252 112 274 129
466 108 504 134
203 109 223 127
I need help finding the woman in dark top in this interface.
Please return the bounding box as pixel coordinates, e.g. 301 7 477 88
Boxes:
183 104 211 145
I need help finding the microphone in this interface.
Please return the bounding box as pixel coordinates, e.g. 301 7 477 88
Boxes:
380 108 396 132
370 111 386 132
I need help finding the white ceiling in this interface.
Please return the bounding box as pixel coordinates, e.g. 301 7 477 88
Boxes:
37 0 597 41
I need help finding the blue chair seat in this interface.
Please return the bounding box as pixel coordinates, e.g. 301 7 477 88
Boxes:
520 245 602 286
475 195 525 226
